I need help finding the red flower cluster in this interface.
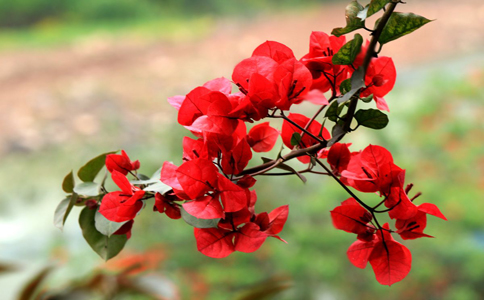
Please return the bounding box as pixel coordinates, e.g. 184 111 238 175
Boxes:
328 144 446 285
301 31 396 111
88 29 442 286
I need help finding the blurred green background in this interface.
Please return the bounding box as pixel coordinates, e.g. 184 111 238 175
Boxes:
0 0 483 299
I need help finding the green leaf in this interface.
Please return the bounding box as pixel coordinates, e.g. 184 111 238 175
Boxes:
143 182 170 194
339 79 352 95
94 209 127 237
361 94 374 103
338 67 366 104
325 101 345 122
290 132 302 146
354 108 389 129
54 193 79 230
329 124 346 146
62 171 75 193
74 182 101 196
260 157 307 183
379 12 432 45
332 33 363 65
367 0 390 18
331 0 366 37
180 207 220 228
79 206 128 261
77 151 117 182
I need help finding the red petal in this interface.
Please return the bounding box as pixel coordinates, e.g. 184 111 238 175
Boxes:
252 41 295 63
194 228 235 258
234 223 268 253
218 175 249 212
369 240 412 286
247 122 280 153
418 203 447 220
330 199 372 234
182 195 224 219
111 170 133 195
232 56 278 90
99 192 143 222
160 161 183 191
176 159 218 199
347 239 376 269
266 205 289 236
203 77 232 94
177 86 212 126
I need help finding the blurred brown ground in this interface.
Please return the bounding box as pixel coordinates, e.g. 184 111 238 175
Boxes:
0 0 483 156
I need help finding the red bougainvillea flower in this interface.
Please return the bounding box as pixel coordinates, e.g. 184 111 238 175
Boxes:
330 198 373 235
281 113 330 163
347 223 412 286
153 192 181 220
106 150 140 175
326 143 351 175
360 56 396 112
194 190 289 258
247 122 280 153
99 171 145 222
341 144 399 193
300 31 350 93
395 203 447 240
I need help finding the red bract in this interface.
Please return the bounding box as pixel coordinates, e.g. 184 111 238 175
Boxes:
194 227 235 258
232 56 278 92
395 203 447 240
99 171 145 222
330 198 373 235
221 138 252 175
361 56 396 112
247 122 280 153
106 150 140 175
273 58 313 109
281 113 329 149
341 144 397 193
327 143 351 175
183 195 224 219
153 192 181 220
301 31 350 93
113 220 134 239
176 158 219 199
281 113 329 163
252 40 295 64
347 224 412 286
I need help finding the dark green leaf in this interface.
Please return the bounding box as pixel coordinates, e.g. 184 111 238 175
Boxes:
339 79 352 95
94 209 127 237
329 124 346 146
180 207 220 228
331 1 366 37
379 12 432 45
77 151 117 182
325 101 345 122
367 0 390 18
355 108 389 129
290 132 302 146
361 94 374 103
62 171 75 193
54 193 79 230
79 206 128 261
338 67 365 104
74 182 101 197
332 33 363 65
